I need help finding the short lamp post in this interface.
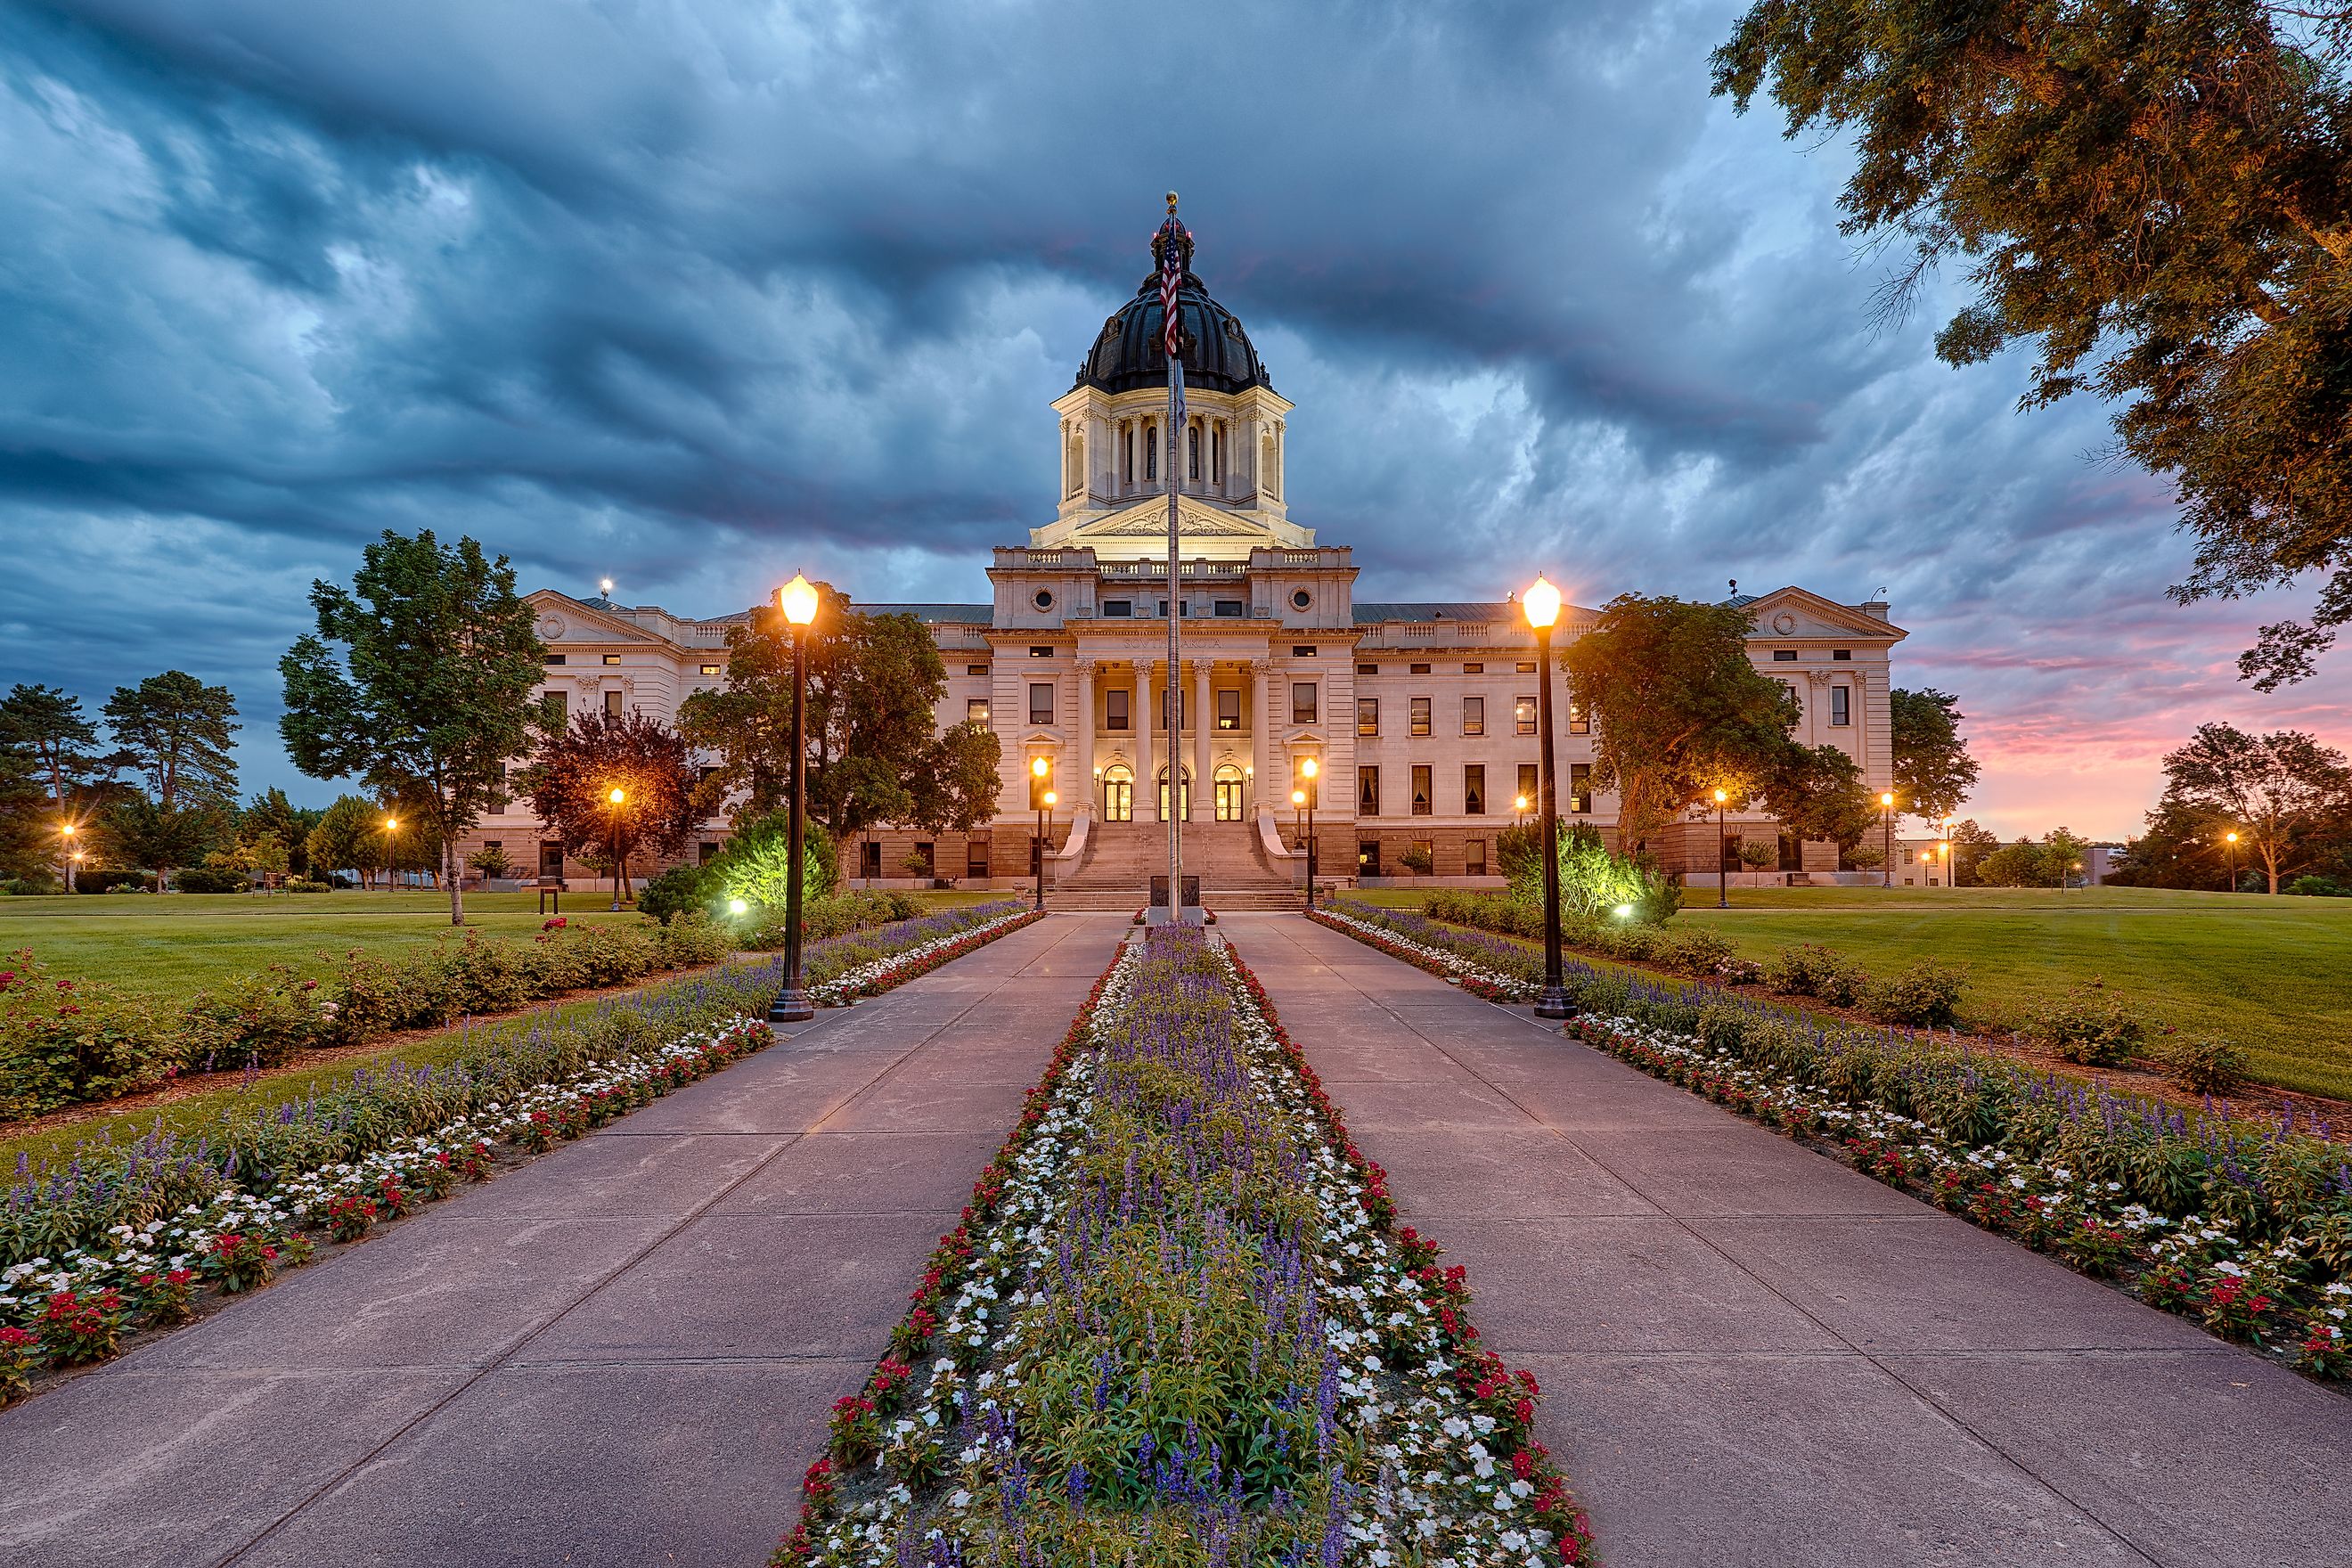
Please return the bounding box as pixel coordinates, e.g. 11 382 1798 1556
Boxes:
58 822 77 894
1299 757 1319 909
1940 839 1952 887
1523 574 1572 1019
2224 830 2239 894
382 815 399 894
1514 793 1529 828
1291 788 1309 907
769 571 821 1025
605 788 627 911
1713 788 1729 910
1879 793 1895 889
1031 755 1053 912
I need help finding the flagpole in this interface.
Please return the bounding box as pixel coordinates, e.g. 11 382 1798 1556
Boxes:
1163 191 1185 923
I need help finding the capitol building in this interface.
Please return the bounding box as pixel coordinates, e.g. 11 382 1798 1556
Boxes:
483 229 1904 901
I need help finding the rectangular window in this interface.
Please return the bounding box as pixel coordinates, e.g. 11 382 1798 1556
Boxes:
1214 600 1244 617
1463 662 1484 674
968 664 988 675
1466 837 1488 876
861 840 882 878
698 764 722 783
1517 763 1538 805
699 663 722 677
1464 764 1485 815
1773 649 1798 662
968 838 991 878
544 653 566 665
1217 689 1240 730
1410 697 1431 737
1358 765 1380 815
1029 645 1054 658
1831 686 1851 726
1515 696 1537 735
602 653 622 666
1356 662 1379 675
1103 600 1132 617
1516 660 1537 674
1291 645 1317 657
1357 698 1379 737
487 764 508 814
1833 649 1852 661
1292 682 1318 723
602 689 623 716
1411 837 1433 870
1106 689 1131 731
1359 840 1382 877
1409 662 1432 675
699 841 719 864
1028 682 1054 724
1462 696 1484 736
1569 762 1593 813
968 698 990 723
1568 702 1589 736
1410 764 1433 816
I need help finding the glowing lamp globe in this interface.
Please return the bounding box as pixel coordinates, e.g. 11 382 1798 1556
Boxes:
608 788 625 805
1713 788 1727 804
1291 789 1306 807
1522 575 1562 631
778 572 820 627
1880 792 1894 807
1613 902 1634 919
1031 756 1050 779
728 898 747 916
1043 791 1057 807
1300 758 1318 780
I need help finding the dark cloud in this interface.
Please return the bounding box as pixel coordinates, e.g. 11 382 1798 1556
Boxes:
2 0 2346 836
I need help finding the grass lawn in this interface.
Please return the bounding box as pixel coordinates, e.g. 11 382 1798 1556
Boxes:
1360 885 2352 1101
0 888 992 1000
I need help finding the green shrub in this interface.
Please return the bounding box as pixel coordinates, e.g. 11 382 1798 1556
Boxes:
285 879 333 893
180 967 331 1069
1395 845 1434 875
0 954 182 1118
1507 822 1679 925
2026 980 2144 1066
1763 943 1866 1007
174 868 247 894
2285 875 2348 897
1658 927 1735 978
638 862 715 925
2160 1035 2250 1095
1860 960 1967 1028
707 813 838 911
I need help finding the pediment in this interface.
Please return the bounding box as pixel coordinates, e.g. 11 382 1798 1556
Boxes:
1073 500 1278 542
1740 587 1907 643
527 592 667 645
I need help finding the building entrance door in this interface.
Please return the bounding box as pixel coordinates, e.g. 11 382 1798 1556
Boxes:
1102 765 1133 822
1157 766 1190 821
1213 765 1245 821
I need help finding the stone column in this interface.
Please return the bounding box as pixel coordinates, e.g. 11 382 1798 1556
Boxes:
1074 658 1096 819
1192 657 1214 821
1135 659 1155 822
1246 657 1269 817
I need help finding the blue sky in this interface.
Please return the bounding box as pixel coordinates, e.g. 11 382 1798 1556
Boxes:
4 0 2346 837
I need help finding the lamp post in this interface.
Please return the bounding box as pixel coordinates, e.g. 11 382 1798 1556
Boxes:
2224 830 2239 894
1514 793 1529 828
1939 839 1952 888
1713 788 1729 909
1291 788 1310 906
1523 574 1572 1019
1031 755 1053 912
605 788 627 911
1298 758 1320 908
58 822 77 894
382 815 398 894
1879 793 1895 889
770 571 820 1024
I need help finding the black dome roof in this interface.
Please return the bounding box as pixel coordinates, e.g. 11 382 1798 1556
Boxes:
1074 225 1272 396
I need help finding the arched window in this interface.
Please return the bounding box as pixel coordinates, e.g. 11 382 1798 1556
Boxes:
1065 431 1083 498
1188 424 1200 483
1122 425 1133 487
1212 424 1224 486
1261 429 1279 498
1146 427 1158 482
1213 763 1245 821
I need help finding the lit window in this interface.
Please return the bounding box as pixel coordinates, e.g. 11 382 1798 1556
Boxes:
1464 764 1485 815
1357 698 1379 737
1359 765 1380 815
1463 662 1484 674
1410 697 1431 737
602 654 622 666
1570 762 1592 813
1462 697 1484 737
1217 689 1240 730
1569 703 1589 736
699 664 722 677
1515 697 1536 736
1029 645 1054 658
1410 765 1433 816
1515 660 1536 674
1518 763 1538 803
968 698 990 723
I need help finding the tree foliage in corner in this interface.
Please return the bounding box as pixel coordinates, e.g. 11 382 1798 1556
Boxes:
521 708 705 897
280 530 543 924
682 585 1002 838
1561 594 1801 852
1890 687 1981 822
1714 0 2352 687
2154 722 2351 892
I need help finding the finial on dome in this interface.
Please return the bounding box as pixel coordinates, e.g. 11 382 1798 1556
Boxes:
1166 190 1179 214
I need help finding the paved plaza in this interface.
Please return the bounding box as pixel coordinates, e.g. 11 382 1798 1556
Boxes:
0 911 2343 1567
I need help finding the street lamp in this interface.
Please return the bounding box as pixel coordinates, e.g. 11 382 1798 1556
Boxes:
1939 839 1952 887
1031 755 1053 911
1878 793 1895 889
2224 830 2240 894
605 788 628 911
1713 788 1729 909
58 822 78 894
382 815 399 894
1299 757 1319 909
1514 793 1530 827
1523 574 1572 1019
770 570 821 1024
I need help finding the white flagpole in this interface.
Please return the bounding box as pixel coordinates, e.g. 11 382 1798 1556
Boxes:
1164 192 1184 921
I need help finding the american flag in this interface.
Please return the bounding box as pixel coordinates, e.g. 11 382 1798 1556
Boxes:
1158 216 1185 357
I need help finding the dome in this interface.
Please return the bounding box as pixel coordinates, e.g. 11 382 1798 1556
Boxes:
1074 224 1273 396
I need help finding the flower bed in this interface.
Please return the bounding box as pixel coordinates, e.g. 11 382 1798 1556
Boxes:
806 907 1042 1005
772 926 1595 1566
0 901 1041 1401
1313 901 2352 1384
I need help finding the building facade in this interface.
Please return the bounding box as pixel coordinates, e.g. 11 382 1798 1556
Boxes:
473 231 1906 894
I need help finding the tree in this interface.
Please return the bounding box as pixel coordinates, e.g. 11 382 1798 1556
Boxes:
103 672 240 810
1714 0 2352 688
1759 742 1877 853
682 587 992 837
280 530 544 924
0 684 112 812
304 795 380 886
1946 818 2001 886
1562 595 1800 853
521 708 704 899
2155 723 2352 892
106 795 228 887
1890 689 1980 822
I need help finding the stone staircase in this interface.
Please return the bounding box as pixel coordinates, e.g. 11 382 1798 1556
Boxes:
1049 822 1303 912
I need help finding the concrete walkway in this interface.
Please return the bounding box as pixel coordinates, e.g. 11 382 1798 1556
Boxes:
1225 914 2352 1568
0 914 1130 1568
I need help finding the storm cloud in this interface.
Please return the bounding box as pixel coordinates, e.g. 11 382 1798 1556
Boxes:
3 0 2346 836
